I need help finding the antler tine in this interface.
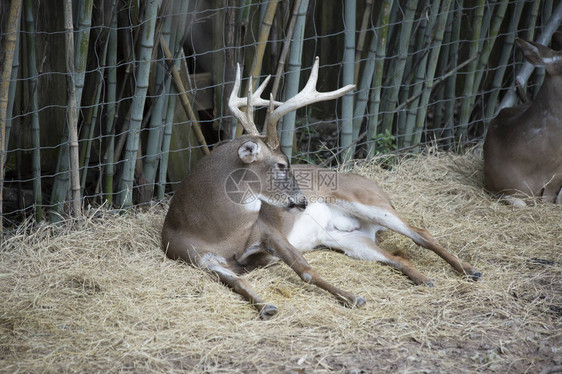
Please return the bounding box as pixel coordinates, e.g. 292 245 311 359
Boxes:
228 63 284 136
229 64 259 135
266 57 356 133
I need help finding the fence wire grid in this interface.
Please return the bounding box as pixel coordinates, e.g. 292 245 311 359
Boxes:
0 0 560 226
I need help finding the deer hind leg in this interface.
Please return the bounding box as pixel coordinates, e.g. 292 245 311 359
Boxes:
342 203 482 280
199 253 278 319
320 230 435 286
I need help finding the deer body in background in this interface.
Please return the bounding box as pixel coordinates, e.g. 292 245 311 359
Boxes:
484 34 562 206
162 58 481 319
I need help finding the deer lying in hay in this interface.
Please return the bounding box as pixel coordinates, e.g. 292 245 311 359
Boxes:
161 58 481 319
484 33 562 207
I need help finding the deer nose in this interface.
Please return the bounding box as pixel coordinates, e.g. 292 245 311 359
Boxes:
288 196 307 211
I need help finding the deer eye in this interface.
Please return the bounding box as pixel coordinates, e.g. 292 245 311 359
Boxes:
276 162 287 171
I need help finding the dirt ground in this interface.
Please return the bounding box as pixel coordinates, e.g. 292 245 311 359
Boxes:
1 150 561 373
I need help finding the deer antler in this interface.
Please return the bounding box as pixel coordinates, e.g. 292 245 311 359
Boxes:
229 58 355 150
229 64 283 136
265 57 356 149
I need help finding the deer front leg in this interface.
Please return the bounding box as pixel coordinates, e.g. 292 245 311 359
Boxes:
264 228 366 308
199 253 278 319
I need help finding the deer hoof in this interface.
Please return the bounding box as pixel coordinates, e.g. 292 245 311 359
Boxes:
469 271 482 281
355 296 367 308
259 304 278 320
423 280 435 288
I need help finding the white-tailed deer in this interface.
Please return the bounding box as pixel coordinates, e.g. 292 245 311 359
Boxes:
484 33 562 206
162 58 481 319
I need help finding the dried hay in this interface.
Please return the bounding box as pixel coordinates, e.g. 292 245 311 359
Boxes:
1 149 560 373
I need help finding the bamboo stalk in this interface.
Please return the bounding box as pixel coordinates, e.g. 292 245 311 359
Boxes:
380 0 418 137
442 0 462 147
0 0 23 233
430 6 453 133
354 0 374 85
63 0 82 219
143 9 174 200
340 0 357 163
4 21 20 169
23 0 44 222
366 0 394 158
351 0 394 157
402 0 441 148
116 0 159 208
470 0 509 113
270 0 302 102
533 0 554 97
103 3 118 204
158 0 190 200
248 0 279 91
280 0 309 159
456 0 485 142
409 0 452 148
74 0 94 108
50 0 93 220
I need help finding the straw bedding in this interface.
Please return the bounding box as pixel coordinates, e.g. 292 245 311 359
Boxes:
1 149 560 373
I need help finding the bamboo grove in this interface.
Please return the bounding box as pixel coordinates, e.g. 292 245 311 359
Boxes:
0 0 560 228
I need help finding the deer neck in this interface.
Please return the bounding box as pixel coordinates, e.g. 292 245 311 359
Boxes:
531 74 562 118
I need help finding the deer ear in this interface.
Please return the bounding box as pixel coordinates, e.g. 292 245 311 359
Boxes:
238 141 261 164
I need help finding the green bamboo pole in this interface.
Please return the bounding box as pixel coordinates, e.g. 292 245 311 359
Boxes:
116 0 159 208
63 0 82 219
50 0 93 220
442 0 462 147
280 0 309 159
158 0 190 200
143 10 174 199
349 29 377 156
270 0 302 102
402 0 441 148
103 4 118 204
4 22 20 169
0 0 23 233
380 0 418 137
469 0 509 113
430 10 453 133
366 0 394 158
532 0 554 97
409 0 452 148
354 0 374 85
79 55 108 194
456 0 485 142
351 0 394 157
340 0 357 163
24 0 43 222
248 0 279 91
484 0 525 121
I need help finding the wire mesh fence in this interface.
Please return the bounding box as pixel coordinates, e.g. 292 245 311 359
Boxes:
0 0 560 227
